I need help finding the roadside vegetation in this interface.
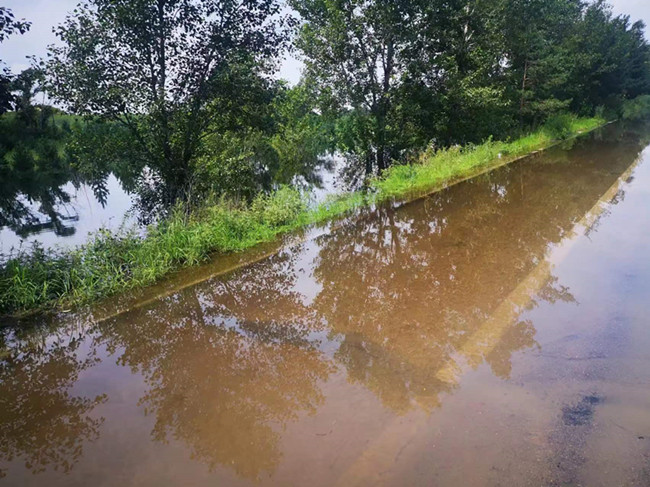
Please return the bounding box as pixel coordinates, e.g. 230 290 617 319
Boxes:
373 116 604 199
1 0 650 316
0 115 605 315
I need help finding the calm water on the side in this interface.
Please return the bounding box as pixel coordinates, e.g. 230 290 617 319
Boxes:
0 155 343 258
0 174 133 256
2 123 650 486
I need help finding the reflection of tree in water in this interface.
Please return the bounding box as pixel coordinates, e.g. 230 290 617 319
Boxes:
0 110 89 239
486 320 538 379
198 246 327 340
528 275 576 311
94 132 641 480
312 203 539 413
0 151 79 239
0 114 138 241
0 328 106 478
311 138 638 412
98 247 333 480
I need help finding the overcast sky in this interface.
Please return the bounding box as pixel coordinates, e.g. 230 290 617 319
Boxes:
2 0 650 85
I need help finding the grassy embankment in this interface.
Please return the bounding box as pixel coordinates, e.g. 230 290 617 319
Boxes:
0 115 605 316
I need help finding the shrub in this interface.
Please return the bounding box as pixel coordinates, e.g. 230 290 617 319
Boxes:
251 186 307 227
544 113 575 140
622 95 650 121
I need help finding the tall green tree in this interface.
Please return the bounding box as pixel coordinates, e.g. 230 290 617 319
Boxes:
291 0 429 175
46 0 293 212
502 0 584 124
501 0 650 122
423 0 511 144
567 1 650 114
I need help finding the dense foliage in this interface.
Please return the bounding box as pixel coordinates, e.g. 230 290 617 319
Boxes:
293 0 650 174
45 0 298 216
35 0 650 203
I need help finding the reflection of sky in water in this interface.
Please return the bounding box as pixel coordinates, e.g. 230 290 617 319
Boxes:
1 157 345 258
306 154 345 206
0 174 134 256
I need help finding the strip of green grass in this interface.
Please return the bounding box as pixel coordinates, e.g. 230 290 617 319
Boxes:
0 116 605 316
372 116 603 200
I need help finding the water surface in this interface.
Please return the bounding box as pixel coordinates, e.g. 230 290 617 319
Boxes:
2 124 650 486
0 174 133 256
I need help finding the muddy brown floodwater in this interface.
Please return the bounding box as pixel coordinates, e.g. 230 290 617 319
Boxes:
3 123 650 487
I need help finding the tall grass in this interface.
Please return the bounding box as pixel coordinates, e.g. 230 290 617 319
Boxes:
373 116 603 199
0 188 308 314
0 115 605 316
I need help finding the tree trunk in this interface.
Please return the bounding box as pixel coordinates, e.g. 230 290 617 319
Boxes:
376 111 387 173
520 59 529 115
365 152 373 177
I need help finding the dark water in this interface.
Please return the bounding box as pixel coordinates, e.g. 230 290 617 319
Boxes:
2 123 650 486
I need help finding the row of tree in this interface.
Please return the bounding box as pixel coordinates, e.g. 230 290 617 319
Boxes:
2 0 650 218
293 0 650 174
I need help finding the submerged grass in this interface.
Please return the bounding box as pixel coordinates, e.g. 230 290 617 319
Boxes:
0 115 605 316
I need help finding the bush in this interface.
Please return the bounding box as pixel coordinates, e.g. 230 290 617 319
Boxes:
252 186 307 227
544 113 575 140
622 95 650 121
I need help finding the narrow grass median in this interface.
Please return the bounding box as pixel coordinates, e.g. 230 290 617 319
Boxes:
0 116 606 316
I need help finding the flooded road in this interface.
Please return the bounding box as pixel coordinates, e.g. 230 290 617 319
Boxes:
2 123 650 486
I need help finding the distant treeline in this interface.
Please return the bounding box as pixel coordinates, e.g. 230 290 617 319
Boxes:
290 0 650 171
